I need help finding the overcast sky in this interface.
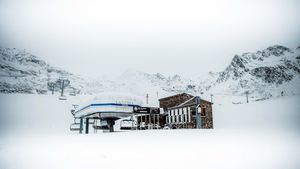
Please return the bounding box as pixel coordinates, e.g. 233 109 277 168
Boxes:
0 0 299 78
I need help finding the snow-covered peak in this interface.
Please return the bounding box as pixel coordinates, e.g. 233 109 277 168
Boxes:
205 45 300 98
0 47 85 94
227 45 293 69
1 45 299 101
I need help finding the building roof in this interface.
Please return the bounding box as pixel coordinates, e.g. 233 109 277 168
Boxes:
158 93 194 101
168 96 213 109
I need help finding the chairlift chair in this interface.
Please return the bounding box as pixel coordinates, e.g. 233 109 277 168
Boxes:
70 122 81 131
92 119 109 130
120 119 137 130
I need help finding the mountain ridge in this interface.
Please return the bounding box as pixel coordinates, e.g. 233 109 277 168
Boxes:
0 45 299 100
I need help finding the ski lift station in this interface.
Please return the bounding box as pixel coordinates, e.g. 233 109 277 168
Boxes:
70 93 213 133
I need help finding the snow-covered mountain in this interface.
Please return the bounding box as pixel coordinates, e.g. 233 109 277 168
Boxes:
1 45 299 100
202 45 300 99
0 47 86 94
0 47 198 97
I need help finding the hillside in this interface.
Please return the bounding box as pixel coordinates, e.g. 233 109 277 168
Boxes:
0 45 300 100
0 93 299 169
199 45 300 99
0 47 86 94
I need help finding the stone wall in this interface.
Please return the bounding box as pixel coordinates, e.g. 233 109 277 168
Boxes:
200 100 213 129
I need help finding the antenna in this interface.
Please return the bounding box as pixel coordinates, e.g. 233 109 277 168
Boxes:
245 91 249 103
146 93 149 104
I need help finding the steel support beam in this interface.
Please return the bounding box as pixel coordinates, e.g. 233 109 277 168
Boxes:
79 118 83 134
85 118 89 134
107 119 115 132
195 96 202 129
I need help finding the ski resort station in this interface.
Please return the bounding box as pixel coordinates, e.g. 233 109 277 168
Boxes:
70 93 213 133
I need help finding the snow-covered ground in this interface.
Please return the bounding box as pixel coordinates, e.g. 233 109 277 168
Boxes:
0 94 300 169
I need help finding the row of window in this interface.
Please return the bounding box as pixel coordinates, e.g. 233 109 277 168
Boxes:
166 106 207 124
166 113 191 124
168 107 191 116
166 107 192 124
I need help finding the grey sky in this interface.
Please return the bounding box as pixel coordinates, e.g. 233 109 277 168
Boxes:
0 0 299 78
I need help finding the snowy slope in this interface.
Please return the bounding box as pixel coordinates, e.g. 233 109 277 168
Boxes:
1 45 300 101
0 94 299 169
200 45 300 99
1 93 299 135
0 48 200 98
0 47 87 94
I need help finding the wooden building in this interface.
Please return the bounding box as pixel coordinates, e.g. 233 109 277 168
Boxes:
159 93 213 129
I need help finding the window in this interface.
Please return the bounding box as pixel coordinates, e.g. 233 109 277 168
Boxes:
201 106 207 117
187 107 191 122
191 107 196 115
172 115 175 123
192 110 196 116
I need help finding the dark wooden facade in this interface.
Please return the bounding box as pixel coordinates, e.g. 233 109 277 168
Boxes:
160 93 213 129
199 99 213 129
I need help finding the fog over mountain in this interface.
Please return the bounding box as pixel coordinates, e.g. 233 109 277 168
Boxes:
1 45 299 100
1 0 300 78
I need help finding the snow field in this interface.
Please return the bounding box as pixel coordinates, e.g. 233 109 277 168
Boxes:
0 94 299 169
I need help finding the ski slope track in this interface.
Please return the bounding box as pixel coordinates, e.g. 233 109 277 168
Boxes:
0 44 300 169
0 94 299 169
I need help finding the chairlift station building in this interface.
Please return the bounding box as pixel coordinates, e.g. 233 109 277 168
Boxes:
70 93 213 133
160 93 213 129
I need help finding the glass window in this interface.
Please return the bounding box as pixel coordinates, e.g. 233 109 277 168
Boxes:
187 107 191 122
201 107 207 117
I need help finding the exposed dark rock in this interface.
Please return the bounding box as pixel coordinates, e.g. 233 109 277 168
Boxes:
250 66 293 84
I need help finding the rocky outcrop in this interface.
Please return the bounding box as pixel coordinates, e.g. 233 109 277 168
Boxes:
0 47 86 94
249 66 293 84
1 45 299 99
202 45 300 98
